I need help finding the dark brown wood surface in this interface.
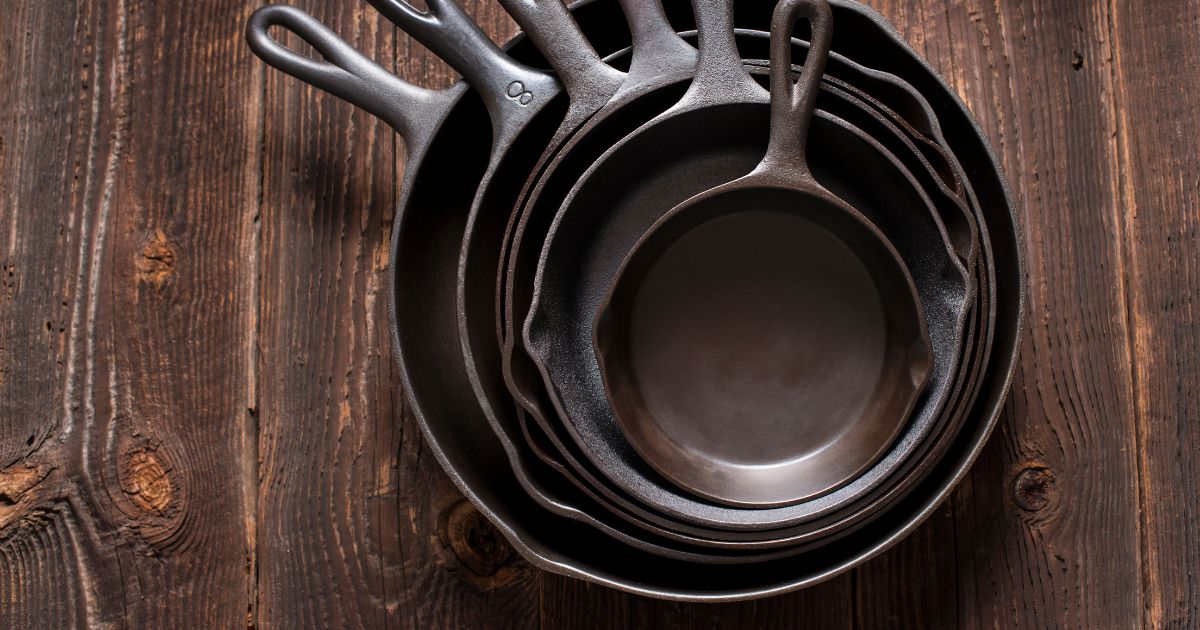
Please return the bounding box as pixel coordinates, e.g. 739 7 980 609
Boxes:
0 0 1194 627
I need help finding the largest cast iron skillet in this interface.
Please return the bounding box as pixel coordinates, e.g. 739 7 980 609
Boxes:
523 9 972 531
246 4 984 559
255 0 1022 600
250 0 993 564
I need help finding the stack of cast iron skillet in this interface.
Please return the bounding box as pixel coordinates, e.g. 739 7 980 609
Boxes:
247 0 1025 601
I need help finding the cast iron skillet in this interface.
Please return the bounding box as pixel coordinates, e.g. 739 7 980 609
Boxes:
248 1 979 554
505 64 984 555
516 78 974 542
496 0 1021 598
591 0 933 509
500 24 981 538
526 103 971 532
523 6 972 529
513 0 1018 597
527 65 984 531
500 38 978 544
250 0 993 554
252 0 1022 599
472 54 969 552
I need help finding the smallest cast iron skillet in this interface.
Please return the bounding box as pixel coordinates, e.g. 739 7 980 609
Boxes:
522 2 972 530
591 0 932 508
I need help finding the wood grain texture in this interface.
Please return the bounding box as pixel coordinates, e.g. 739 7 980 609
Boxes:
1109 1 1200 627
254 1 406 625
2 0 258 626
1 0 1197 627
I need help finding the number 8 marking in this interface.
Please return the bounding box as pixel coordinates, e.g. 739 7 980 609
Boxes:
506 81 534 106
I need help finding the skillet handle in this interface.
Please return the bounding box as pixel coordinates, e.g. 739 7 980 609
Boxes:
497 0 624 100
759 0 833 181
366 0 560 119
619 0 697 85
686 0 761 101
246 5 454 147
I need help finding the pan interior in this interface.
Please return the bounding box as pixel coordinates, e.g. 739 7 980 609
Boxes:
597 190 929 507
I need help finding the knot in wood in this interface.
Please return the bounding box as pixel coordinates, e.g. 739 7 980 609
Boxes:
0 465 50 505
136 230 177 287
443 500 513 576
1013 465 1055 512
125 449 173 514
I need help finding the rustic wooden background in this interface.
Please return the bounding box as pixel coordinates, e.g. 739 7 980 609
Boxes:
1 0 1196 627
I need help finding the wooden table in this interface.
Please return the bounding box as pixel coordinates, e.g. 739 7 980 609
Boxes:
1 0 1195 627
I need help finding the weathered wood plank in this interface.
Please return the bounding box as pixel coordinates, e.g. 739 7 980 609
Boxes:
1109 1 1200 627
1 2 122 625
68 0 259 625
0 0 83 476
253 1 405 625
0 508 84 629
852 0 1144 627
2 0 259 625
254 1 540 627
